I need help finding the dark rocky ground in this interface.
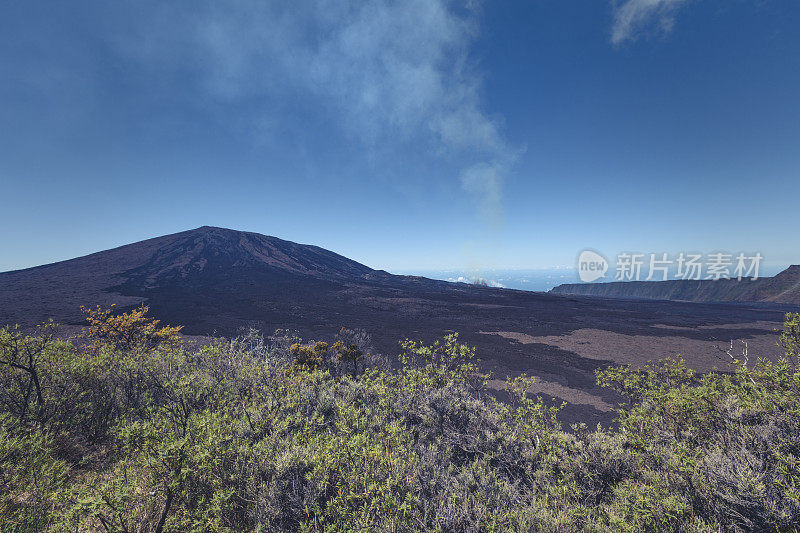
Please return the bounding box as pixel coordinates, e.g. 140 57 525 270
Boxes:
2 226 796 426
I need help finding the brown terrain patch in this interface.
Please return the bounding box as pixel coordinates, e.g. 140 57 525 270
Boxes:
486 378 613 413
480 320 781 372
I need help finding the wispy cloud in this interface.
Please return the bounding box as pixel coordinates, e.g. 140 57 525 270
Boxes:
611 0 690 44
115 0 517 223
460 161 506 227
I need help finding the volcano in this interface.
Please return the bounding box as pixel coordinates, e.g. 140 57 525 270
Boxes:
1 226 795 425
0 226 446 335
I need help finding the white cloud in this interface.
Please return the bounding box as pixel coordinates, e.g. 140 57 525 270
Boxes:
447 276 505 288
611 0 689 44
113 0 516 221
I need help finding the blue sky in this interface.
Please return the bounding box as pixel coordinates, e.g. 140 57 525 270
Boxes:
1 0 798 273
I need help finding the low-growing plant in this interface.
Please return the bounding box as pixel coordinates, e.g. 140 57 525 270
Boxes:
0 308 799 531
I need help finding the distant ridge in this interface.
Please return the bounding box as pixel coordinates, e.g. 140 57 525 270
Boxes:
549 265 800 305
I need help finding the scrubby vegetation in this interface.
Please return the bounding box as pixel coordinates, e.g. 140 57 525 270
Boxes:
1 306 799 532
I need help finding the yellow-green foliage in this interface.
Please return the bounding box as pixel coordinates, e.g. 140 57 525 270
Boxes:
79 304 183 351
1 308 800 531
290 341 327 370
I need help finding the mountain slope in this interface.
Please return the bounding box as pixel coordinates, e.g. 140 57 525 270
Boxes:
0 226 483 337
549 265 800 305
748 265 800 303
0 226 380 327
